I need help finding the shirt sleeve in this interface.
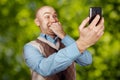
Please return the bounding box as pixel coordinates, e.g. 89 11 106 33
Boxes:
75 50 92 66
61 35 92 66
23 42 81 77
61 35 75 46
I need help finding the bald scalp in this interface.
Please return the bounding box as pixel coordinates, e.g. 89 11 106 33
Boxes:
35 6 55 18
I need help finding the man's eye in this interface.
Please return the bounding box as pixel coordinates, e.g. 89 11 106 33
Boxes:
45 16 50 19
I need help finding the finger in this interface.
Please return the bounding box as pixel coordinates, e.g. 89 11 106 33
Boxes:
96 25 104 32
95 18 104 32
97 17 104 25
50 23 57 28
52 22 60 27
93 24 104 32
79 17 89 30
89 15 100 29
98 31 104 39
57 22 62 26
95 31 104 42
97 28 104 37
58 22 61 25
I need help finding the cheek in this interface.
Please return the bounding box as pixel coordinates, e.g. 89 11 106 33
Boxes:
39 18 51 31
40 22 49 31
39 19 48 27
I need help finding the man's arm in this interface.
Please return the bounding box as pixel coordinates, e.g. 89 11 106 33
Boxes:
62 35 92 66
24 42 82 77
50 15 104 53
50 15 104 66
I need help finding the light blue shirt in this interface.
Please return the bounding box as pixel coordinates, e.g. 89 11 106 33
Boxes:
23 34 92 77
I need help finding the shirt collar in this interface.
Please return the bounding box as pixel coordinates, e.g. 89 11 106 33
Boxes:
39 33 58 44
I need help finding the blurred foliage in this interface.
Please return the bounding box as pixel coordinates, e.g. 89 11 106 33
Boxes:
0 0 120 80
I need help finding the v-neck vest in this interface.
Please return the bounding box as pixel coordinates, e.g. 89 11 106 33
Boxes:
29 37 76 80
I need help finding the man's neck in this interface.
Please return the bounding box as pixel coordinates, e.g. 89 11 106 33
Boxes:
42 33 57 39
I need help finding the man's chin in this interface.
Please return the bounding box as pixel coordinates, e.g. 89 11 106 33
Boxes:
47 31 56 36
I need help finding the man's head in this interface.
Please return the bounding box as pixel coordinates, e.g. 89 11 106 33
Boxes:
35 6 59 36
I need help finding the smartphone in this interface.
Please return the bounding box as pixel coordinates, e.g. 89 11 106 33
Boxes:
89 7 102 25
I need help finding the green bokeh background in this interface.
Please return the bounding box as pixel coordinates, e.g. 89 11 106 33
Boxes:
0 0 120 80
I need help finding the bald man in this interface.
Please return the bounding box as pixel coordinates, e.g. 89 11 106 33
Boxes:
23 6 104 80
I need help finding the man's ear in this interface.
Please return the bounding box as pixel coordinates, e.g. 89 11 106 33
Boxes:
34 18 40 26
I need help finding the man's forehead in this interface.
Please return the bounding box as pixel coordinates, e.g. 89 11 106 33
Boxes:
36 6 56 17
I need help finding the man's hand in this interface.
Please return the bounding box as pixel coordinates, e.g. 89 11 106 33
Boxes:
50 22 66 39
76 15 104 53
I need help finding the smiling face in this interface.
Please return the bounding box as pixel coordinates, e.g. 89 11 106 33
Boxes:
35 6 59 36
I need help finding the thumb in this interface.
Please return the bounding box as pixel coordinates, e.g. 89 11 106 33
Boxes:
79 17 89 30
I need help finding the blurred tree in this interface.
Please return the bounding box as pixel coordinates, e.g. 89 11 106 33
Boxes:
0 0 119 80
